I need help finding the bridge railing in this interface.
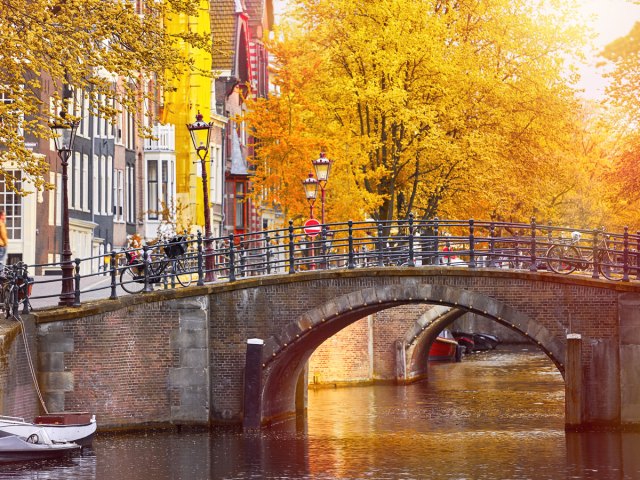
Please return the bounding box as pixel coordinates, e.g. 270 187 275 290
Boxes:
11 218 640 312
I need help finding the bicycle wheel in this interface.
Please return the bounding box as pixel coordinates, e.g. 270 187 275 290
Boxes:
120 265 145 294
599 249 624 281
173 258 193 287
546 245 579 274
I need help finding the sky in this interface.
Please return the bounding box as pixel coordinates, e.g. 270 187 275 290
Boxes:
576 0 640 99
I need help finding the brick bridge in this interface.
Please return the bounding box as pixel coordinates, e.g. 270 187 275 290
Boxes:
2 267 640 431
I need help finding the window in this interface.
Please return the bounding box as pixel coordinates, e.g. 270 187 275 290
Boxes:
147 160 158 219
234 181 245 229
0 90 23 138
92 155 98 213
82 154 89 210
126 164 135 223
73 151 81 209
0 172 22 240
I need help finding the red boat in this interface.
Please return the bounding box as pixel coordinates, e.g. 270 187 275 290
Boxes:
428 330 460 361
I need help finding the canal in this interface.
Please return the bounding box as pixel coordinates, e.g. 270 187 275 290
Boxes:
3 345 640 479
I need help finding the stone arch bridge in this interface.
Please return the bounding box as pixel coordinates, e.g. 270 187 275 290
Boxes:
7 267 640 431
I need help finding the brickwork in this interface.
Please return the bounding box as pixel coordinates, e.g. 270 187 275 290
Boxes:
36 296 209 429
21 268 638 429
0 319 39 418
308 315 372 386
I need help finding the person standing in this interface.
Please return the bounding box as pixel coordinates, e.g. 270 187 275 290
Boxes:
0 211 7 266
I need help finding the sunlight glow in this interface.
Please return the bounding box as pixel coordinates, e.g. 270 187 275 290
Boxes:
576 0 640 99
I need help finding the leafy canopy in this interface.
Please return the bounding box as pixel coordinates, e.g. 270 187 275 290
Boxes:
0 0 209 192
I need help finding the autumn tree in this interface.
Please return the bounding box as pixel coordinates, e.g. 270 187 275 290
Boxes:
245 0 592 225
0 0 209 192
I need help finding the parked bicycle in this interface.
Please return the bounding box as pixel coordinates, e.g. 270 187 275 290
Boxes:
0 262 33 319
546 231 624 280
119 236 194 294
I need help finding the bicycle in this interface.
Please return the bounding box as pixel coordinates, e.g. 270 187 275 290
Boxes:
119 236 194 294
546 231 624 280
0 262 33 319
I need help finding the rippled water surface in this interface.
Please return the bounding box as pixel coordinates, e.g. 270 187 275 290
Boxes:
3 346 640 479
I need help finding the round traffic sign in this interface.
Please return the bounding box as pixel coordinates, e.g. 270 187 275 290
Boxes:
303 218 322 237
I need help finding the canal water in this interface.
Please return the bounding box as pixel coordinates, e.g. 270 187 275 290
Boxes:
3 345 640 479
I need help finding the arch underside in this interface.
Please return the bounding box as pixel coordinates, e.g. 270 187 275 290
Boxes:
259 283 566 424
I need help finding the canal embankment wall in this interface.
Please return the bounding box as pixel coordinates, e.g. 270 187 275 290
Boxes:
0 319 40 418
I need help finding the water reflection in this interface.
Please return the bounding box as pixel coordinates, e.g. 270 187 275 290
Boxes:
4 347 640 479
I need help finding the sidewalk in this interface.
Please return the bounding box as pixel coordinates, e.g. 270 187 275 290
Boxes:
27 273 122 310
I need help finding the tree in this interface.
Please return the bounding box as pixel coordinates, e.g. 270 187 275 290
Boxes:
245 0 589 225
0 0 209 192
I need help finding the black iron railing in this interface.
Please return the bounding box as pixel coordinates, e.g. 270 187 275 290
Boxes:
5 217 640 315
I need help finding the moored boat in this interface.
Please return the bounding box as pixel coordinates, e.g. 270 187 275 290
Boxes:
0 412 96 447
428 330 459 361
0 429 81 463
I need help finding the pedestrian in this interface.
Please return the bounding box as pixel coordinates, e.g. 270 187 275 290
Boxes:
0 210 7 266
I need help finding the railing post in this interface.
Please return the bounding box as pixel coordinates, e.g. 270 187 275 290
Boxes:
265 232 271 275
488 223 496 268
348 221 356 269
73 258 81 306
407 213 415 267
321 227 328 270
468 219 476 268
623 227 630 282
228 234 236 282
433 217 439 265
377 223 385 267
530 217 538 272
239 243 247 278
143 245 153 293
288 221 295 274
196 231 204 286
592 229 600 279
109 251 118 299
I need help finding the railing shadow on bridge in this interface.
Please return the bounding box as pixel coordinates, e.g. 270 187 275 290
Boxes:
7 216 640 314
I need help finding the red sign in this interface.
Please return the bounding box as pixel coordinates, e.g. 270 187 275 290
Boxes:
303 218 322 237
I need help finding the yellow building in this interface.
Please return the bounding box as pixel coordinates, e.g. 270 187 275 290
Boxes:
160 0 226 237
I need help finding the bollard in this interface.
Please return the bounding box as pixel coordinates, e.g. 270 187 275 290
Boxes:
565 333 583 429
243 338 264 430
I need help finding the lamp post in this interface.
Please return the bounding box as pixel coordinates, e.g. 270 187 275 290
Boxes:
50 111 80 306
311 152 332 225
186 112 215 282
302 172 318 219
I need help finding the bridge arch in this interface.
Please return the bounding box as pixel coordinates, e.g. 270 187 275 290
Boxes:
258 283 566 425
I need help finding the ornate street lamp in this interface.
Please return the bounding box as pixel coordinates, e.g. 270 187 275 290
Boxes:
50 111 80 306
302 172 318 219
186 112 215 282
311 152 332 224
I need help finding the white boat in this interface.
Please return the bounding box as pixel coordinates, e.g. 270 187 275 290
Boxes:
0 429 81 463
0 413 96 447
